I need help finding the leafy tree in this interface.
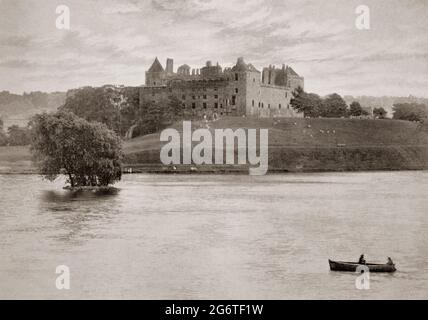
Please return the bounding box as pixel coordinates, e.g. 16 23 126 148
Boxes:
118 87 141 136
140 101 164 134
373 107 387 119
349 101 369 117
321 93 348 118
0 117 3 130
392 103 427 122
30 111 122 187
130 95 185 137
305 93 323 118
290 87 305 113
60 86 123 134
165 95 184 122
7 125 31 146
290 87 323 117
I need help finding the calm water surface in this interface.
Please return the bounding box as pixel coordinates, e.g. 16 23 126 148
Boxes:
0 172 427 299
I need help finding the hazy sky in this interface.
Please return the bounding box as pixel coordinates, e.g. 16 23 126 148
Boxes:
0 0 427 97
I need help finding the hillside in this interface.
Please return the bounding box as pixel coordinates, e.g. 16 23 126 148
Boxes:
2 117 427 174
123 117 428 173
0 91 66 128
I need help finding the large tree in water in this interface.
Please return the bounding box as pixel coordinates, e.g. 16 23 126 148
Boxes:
30 111 122 187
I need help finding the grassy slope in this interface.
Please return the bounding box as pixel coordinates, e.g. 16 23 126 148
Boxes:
123 117 428 172
2 117 428 173
125 117 428 149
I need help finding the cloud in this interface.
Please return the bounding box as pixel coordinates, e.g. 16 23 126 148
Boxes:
0 0 427 97
0 59 36 68
1 35 33 47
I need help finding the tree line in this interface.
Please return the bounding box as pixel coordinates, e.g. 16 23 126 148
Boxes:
290 87 428 122
60 86 187 139
392 103 428 122
290 87 387 119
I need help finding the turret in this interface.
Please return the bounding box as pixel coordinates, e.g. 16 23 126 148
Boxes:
145 57 165 86
166 58 174 74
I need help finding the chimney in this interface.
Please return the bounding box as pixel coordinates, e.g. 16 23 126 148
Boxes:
166 58 173 74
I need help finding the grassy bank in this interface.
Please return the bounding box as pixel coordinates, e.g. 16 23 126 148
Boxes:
123 117 428 173
2 117 428 173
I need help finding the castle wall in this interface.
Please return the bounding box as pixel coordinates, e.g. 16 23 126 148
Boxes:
223 70 249 117
247 84 302 118
139 79 243 119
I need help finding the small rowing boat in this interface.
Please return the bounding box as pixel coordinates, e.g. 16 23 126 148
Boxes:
328 259 396 273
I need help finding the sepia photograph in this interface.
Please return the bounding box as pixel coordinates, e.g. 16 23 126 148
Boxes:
0 0 427 307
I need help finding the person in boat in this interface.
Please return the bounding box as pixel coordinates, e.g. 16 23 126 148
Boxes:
387 257 394 265
358 254 366 264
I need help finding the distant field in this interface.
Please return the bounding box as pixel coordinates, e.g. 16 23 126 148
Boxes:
0 146 34 173
1 117 428 173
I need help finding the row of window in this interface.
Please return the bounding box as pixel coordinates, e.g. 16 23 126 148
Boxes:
181 89 238 100
251 100 290 109
183 102 222 109
180 95 237 105
153 89 287 99
189 87 218 92
182 94 220 100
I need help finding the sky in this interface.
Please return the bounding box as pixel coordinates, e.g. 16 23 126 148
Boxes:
0 0 427 97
